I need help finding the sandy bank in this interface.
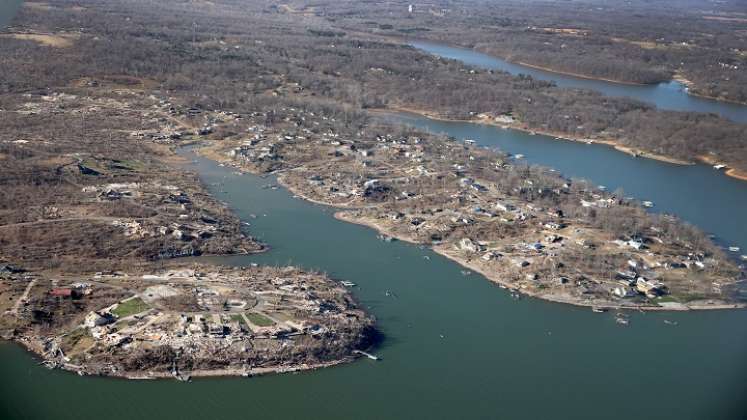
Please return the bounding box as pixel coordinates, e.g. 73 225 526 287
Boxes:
513 60 648 86
698 154 747 182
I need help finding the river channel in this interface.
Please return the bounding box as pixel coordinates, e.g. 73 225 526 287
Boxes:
410 40 747 124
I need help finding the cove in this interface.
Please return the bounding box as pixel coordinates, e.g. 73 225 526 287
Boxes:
1 149 746 420
410 41 747 124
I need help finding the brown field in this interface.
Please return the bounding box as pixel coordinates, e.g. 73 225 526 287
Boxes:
0 33 78 48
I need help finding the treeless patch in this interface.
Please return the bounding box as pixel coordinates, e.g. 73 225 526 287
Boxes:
23 2 86 12
71 76 158 90
703 15 747 24
23 2 54 11
0 33 78 48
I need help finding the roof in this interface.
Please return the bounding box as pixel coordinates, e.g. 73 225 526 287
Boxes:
50 288 73 297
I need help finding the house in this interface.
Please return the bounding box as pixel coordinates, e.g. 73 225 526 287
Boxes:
208 322 228 337
544 222 564 230
50 288 79 298
514 259 530 268
527 242 544 252
547 208 564 218
388 211 404 220
85 311 114 328
635 278 665 297
612 287 636 298
459 177 474 187
495 202 516 212
545 234 562 243
470 183 488 192
457 238 483 253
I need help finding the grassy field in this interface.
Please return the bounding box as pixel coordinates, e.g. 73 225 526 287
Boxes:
112 297 149 318
230 314 247 326
246 312 275 327
61 327 93 355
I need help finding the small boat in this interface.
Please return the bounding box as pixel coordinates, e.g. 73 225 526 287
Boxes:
460 270 472 276
591 307 607 313
741 255 747 261
598 185 607 191
340 281 356 287
642 201 654 208
514 154 525 159
728 246 740 252
713 164 727 170
663 320 678 326
464 139 476 144
615 313 629 326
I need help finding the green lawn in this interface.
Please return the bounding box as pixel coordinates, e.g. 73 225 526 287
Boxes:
112 159 145 171
112 297 149 318
246 312 275 327
655 295 680 303
230 314 247 326
61 328 88 351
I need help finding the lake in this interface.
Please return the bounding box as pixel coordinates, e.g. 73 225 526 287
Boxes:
2 4 746 420
1 150 746 420
0 0 22 29
410 41 747 124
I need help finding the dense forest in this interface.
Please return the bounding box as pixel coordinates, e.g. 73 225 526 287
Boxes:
0 0 745 172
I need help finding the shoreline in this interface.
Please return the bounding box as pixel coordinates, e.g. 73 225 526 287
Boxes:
0 143 376 382
2 338 358 381
374 105 747 183
333 212 745 311
373 106 693 166
513 59 649 86
673 73 747 106
697 154 747 182
404 36 747 106
194 142 746 313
